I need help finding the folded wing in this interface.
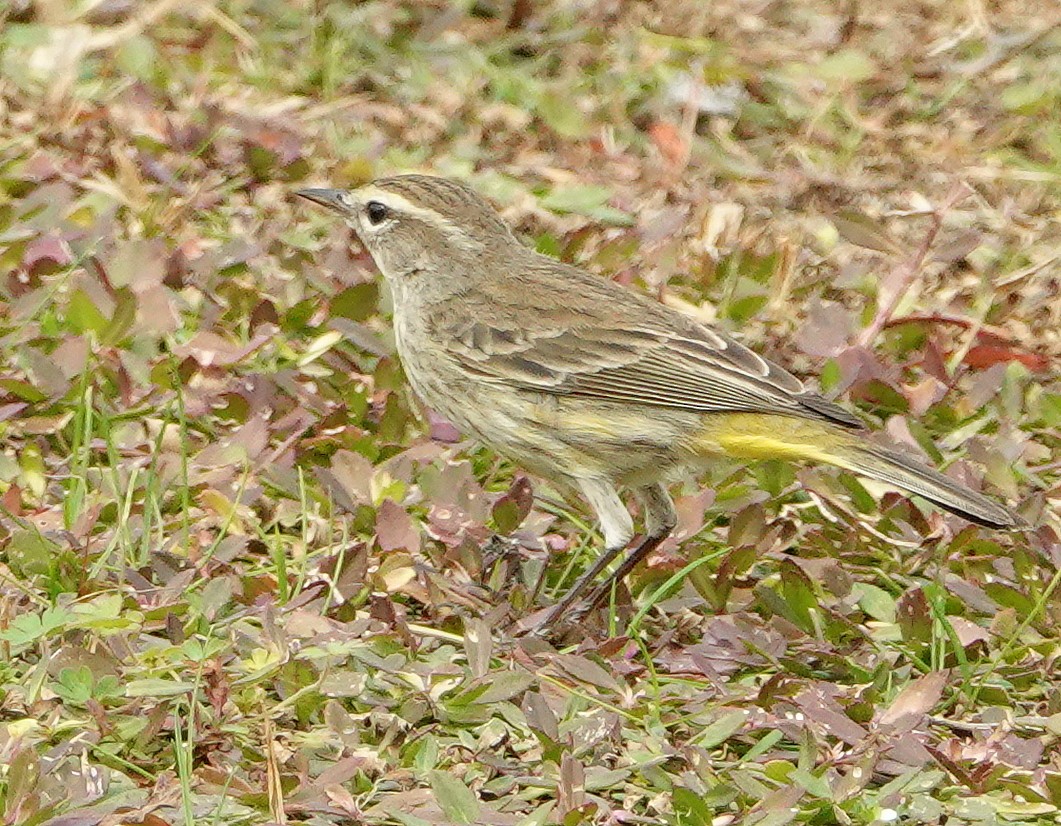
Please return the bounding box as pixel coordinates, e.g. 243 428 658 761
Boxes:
440 271 863 431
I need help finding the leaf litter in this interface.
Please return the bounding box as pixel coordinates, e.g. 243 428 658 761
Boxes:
0 1 1058 824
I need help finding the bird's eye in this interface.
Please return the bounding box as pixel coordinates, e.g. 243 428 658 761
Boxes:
365 201 389 225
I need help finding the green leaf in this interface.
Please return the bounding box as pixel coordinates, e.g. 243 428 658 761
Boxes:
700 783 740 808
762 760 795 784
66 289 108 334
492 475 535 535
694 709 749 749
516 802 556 826
428 770 480 824
832 210 899 254
780 559 819 632
102 289 137 345
6 529 61 577
387 812 433 826
816 49 877 83
584 767 630 791
70 593 144 633
331 282 379 322
789 767 833 800
19 442 47 497
55 665 95 705
2 606 71 646
743 729 785 762
853 582 897 623
537 91 591 138
124 679 196 698
819 359 841 393
857 380 909 415
724 293 768 323
410 736 439 773
672 787 714 825
752 459 795 497
540 185 634 226
1039 393 1061 427
117 35 159 81
0 378 46 403
299 329 344 366
492 498 521 534
1001 82 1050 114
982 582 1035 615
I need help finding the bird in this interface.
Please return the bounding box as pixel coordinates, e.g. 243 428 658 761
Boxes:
296 174 1025 627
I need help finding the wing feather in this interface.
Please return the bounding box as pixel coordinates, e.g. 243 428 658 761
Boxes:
435 266 863 430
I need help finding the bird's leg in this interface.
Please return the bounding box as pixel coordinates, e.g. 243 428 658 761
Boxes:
580 532 667 613
480 533 523 591
534 478 633 629
538 537 631 627
533 482 679 631
582 483 677 614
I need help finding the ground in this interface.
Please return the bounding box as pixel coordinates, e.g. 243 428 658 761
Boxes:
0 1 1059 824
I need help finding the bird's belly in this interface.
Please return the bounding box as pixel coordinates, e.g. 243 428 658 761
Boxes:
524 398 697 481
432 385 691 485
396 328 693 483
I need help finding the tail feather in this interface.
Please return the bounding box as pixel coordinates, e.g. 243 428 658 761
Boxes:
697 413 1024 529
835 444 1024 529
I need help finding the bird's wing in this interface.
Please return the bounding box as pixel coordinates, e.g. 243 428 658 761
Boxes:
439 280 863 430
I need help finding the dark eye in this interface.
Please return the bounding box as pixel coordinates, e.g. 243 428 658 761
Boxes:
365 201 389 225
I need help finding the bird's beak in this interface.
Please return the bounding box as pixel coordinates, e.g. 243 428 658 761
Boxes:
295 188 350 214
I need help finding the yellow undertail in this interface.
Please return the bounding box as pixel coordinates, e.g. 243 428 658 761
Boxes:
696 413 1021 529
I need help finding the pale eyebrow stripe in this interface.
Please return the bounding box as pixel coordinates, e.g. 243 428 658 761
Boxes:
356 186 482 249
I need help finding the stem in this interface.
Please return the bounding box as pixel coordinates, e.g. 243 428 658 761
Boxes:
858 182 973 347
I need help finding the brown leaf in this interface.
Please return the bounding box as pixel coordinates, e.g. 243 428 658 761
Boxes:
106 238 166 290
491 474 534 534
794 299 856 357
557 753 588 818
832 210 900 254
897 587 932 647
552 654 623 693
427 408 462 443
964 343 1050 372
522 691 559 741
329 450 373 506
22 234 73 275
931 229 982 263
648 120 687 166
878 671 947 731
375 499 421 553
795 686 870 746
462 617 492 680
172 331 271 367
947 616 990 649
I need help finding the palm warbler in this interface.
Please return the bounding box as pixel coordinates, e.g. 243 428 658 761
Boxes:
297 175 1024 625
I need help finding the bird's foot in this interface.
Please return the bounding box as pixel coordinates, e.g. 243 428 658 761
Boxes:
480 533 525 593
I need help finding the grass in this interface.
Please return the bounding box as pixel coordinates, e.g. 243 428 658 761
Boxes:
0 1 1059 824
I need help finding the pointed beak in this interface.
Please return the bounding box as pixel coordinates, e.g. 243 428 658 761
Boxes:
295 188 350 214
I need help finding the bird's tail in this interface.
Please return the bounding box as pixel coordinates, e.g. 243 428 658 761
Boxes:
828 443 1023 529
696 413 1024 529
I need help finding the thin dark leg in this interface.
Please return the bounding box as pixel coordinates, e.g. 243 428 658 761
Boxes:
533 483 676 631
583 527 672 611
538 539 631 627
578 483 677 616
